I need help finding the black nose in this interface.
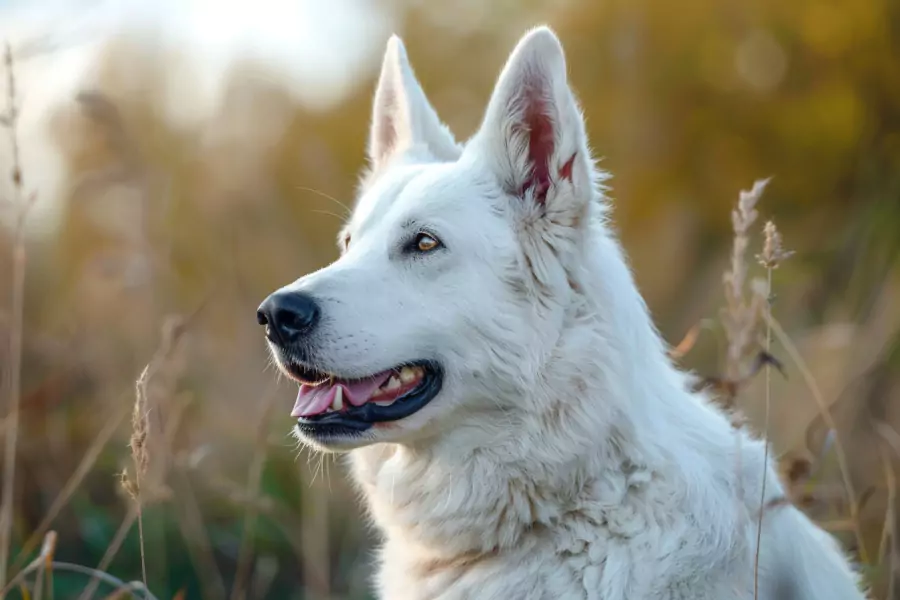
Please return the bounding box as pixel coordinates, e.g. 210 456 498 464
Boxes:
257 291 321 345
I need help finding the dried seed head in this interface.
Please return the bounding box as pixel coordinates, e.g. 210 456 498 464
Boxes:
734 179 766 234
758 220 793 269
130 366 150 480
120 469 139 500
721 179 773 379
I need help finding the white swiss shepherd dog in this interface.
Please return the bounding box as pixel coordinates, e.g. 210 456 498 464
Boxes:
257 26 866 600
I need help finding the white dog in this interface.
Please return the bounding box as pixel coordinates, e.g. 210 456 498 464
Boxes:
257 26 866 600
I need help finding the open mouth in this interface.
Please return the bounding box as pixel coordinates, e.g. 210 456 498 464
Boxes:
283 360 443 435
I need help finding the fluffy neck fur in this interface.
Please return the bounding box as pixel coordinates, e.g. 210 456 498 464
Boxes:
349 219 747 565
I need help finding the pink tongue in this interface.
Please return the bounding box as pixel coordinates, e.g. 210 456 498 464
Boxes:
291 372 393 418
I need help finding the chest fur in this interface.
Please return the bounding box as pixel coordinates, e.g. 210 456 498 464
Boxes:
372 509 753 600
351 446 753 600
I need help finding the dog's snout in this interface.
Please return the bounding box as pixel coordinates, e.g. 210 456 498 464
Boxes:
257 291 321 345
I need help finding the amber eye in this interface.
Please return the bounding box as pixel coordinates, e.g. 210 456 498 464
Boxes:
415 233 441 253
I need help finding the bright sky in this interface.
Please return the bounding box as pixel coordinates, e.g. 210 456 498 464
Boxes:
0 0 396 230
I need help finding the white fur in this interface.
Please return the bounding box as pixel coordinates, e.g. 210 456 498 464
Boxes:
275 27 866 599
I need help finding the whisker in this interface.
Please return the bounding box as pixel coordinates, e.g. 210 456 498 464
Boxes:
311 209 348 222
296 186 352 217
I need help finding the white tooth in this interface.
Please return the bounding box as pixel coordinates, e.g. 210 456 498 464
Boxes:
400 367 416 383
332 386 344 411
385 376 401 391
374 399 395 406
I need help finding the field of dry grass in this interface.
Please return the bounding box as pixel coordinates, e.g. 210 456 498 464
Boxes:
1 2 899 598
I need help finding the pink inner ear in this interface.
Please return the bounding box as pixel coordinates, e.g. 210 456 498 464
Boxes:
559 153 576 182
519 80 555 203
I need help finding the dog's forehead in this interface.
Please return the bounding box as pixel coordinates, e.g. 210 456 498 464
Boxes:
350 162 492 237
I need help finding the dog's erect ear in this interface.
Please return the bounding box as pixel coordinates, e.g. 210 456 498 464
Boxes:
470 27 592 210
368 35 460 169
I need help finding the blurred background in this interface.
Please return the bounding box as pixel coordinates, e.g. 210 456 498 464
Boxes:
0 0 898 598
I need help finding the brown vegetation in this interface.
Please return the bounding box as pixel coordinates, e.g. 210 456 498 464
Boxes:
1 1 899 598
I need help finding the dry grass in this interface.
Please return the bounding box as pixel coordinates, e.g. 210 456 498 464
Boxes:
78 312 201 600
753 217 791 598
9 404 129 574
0 164 892 599
673 179 893 597
4 156 888 598
1 531 159 600
0 38 896 600
0 50 212 590
229 386 278 600
0 41 35 593
123 366 150 592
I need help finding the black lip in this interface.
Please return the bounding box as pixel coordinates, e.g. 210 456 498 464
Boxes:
283 360 331 386
295 361 443 436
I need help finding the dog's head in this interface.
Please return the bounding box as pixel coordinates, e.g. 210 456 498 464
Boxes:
259 27 606 451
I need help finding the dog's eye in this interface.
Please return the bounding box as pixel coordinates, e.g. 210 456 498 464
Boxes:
413 233 441 253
